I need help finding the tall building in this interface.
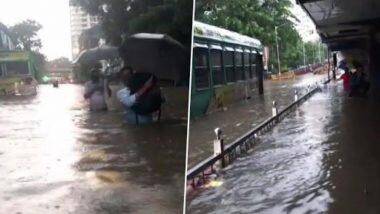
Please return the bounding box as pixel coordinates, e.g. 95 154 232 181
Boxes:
69 1 99 59
0 23 15 51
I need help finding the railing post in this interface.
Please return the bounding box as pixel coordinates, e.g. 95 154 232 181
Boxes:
294 89 298 101
272 101 278 117
213 128 225 168
14 82 19 95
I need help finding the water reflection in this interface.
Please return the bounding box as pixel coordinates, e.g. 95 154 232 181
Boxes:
0 84 185 213
188 74 328 167
187 86 338 213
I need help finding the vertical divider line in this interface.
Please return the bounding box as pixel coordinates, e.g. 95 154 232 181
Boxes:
183 1 196 213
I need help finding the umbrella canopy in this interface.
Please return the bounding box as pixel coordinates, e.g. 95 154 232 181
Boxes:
74 45 119 64
119 33 189 86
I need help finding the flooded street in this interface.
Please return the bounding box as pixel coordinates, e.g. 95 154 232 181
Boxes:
0 84 186 213
188 74 327 167
187 83 380 213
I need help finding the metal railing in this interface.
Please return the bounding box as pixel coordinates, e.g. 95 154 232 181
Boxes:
187 78 330 189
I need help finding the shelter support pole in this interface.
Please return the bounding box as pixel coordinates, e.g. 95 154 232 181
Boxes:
257 54 264 95
332 52 337 80
368 31 380 99
327 50 331 80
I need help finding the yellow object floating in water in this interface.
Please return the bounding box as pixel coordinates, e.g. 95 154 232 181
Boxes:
205 180 223 188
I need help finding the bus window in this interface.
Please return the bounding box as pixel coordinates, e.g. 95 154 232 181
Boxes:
210 49 224 85
244 51 250 79
5 61 29 76
235 51 244 80
250 52 257 79
224 50 234 83
193 48 210 89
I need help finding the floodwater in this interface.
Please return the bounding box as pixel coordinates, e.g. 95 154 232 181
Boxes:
188 74 328 167
0 84 186 213
187 83 380 213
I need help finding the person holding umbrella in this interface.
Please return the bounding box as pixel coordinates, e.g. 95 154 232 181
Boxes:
84 68 112 111
117 66 163 125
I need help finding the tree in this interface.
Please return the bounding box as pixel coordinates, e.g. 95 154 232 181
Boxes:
9 20 42 51
48 57 72 68
71 0 193 47
8 20 47 82
196 0 310 72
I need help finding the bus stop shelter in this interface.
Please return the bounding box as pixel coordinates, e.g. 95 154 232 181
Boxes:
297 0 380 97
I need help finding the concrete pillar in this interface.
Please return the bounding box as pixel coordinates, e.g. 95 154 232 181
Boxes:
368 31 380 99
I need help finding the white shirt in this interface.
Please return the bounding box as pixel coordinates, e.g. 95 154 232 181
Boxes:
116 87 137 107
117 87 153 124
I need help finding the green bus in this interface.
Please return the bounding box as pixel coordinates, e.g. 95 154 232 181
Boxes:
0 51 40 96
191 21 264 118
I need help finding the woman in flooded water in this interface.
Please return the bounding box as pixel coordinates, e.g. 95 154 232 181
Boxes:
84 68 112 111
117 66 163 125
338 67 351 93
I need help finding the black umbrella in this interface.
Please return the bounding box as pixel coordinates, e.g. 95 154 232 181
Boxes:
74 45 119 64
119 33 189 85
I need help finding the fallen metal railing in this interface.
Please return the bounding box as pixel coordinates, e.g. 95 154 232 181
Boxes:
187 78 329 189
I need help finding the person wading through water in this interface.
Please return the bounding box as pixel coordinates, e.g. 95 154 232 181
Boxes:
117 66 163 125
84 68 112 111
338 67 351 93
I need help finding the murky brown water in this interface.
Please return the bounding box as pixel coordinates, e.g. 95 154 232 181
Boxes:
188 74 328 167
0 84 186 213
187 83 380 213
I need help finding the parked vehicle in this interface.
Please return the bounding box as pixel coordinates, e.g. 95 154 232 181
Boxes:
0 51 39 96
191 21 264 118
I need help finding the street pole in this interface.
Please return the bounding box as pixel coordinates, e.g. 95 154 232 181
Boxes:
275 26 281 75
328 50 331 80
318 42 322 63
303 42 306 66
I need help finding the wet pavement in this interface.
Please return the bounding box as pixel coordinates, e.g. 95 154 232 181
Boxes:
188 73 328 167
0 84 186 213
187 82 380 213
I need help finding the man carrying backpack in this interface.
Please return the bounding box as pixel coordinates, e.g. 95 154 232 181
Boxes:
117 66 163 125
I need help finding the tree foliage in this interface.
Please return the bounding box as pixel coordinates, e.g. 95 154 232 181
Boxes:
8 20 47 81
9 20 42 51
196 0 327 71
71 0 193 47
47 57 72 68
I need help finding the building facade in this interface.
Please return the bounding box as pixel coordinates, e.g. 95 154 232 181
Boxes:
0 23 15 51
69 1 99 59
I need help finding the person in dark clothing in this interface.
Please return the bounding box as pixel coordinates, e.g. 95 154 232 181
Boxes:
349 63 369 97
117 66 161 124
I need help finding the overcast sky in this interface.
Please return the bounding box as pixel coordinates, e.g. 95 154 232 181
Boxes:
0 0 318 61
290 0 320 42
0 0 72 61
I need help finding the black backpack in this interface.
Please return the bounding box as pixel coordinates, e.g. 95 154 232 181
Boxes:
128 73 163 115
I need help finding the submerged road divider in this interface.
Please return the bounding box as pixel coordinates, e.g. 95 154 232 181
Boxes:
187 78 330 190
